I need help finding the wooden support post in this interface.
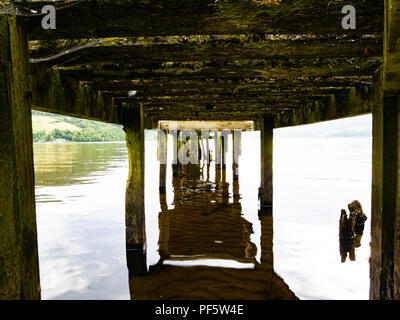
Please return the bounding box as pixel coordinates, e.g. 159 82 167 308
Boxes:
371 92 400 300
0 15 40 299
221 131 227 169
232 130 241 182
158 130 167 194
214 131 222 185
370 0 400 300
260 116 274 211
370 72 384 300
122 102 146 274
171 130 179 178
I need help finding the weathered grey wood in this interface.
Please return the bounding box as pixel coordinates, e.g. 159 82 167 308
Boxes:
0 15 40 300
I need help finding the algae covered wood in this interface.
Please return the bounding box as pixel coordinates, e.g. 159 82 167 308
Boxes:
123 102 146 250
0 15 40 300
25 0 383 40
259 116 273 209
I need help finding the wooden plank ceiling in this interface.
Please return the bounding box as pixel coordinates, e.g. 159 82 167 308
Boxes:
24 0 384 122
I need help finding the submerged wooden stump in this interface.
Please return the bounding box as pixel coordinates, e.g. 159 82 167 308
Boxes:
339 200 367 263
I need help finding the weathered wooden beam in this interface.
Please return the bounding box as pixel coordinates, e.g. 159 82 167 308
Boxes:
59 58 381 84
384 0 400 95
370 71 384 301
25 0 383 40
370 0 400 300
275 86 373 128
122 102 147 275
31 65 119 124
0 15 40 300
157 130 167 194
259 116 274 211
29 36 382 67
99 87 353 100
84 78 374 95
159 121 253 131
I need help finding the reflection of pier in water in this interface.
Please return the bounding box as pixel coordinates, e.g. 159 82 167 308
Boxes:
128 124 296 299
2 0 400 299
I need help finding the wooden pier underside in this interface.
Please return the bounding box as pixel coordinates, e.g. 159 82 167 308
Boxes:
21 0 383 127
3 0 400 300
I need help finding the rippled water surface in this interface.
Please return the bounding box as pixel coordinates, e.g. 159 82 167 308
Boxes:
33 135 371 300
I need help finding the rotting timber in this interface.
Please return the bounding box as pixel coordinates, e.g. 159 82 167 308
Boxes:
0 0 399 299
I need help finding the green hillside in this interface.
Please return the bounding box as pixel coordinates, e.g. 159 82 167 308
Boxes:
32 111 125 142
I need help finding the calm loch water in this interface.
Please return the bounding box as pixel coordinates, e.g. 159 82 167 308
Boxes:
33 134 372 300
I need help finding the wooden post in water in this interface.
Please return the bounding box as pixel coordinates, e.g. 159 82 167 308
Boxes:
158 129 167 194
232 130 241 182
122 102 146 275
0 15 40 299
260 116 274 211
370 0 400 299
214 131 222 186
171 130 179 178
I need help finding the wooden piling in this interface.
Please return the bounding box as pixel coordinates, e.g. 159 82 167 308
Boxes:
260 116 274 209
0 15 40 299
122 102 146 273
369 0 400 300
232 130 241 182
158 130 167 194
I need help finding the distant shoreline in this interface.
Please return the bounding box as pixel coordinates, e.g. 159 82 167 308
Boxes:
33 140 126 144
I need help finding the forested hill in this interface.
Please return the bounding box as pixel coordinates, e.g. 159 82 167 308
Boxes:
32 110 125 142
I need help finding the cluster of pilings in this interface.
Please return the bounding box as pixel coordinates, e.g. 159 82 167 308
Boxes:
0 0 399 299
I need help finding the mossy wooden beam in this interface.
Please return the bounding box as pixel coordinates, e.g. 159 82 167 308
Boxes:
383 0 400 95
31 65 119 124
56 56 380 80
25 0 382 40
370 0 400 300
60 59 380 87
0 15 40 300
30 37 382 67
83 78 371 93
122 102 146 273
275 86 374 128
370 71 384 300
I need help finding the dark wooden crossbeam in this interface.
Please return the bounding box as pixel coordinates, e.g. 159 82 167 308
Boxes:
98 87 348 98
29 36 382 67
57 60 380 89
25 0 383 40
